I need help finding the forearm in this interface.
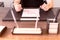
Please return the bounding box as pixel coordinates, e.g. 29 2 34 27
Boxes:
46 0 53 9
13 0 22 12
40 0 53 11
14 0 21 5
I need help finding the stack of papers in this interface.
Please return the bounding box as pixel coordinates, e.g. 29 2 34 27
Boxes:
20 8 40 20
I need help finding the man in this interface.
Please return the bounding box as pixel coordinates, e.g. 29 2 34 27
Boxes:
14 0 53 12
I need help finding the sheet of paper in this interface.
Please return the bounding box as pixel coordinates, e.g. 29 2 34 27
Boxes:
22 8 40 17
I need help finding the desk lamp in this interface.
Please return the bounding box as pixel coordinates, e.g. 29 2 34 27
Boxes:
11 9 42 34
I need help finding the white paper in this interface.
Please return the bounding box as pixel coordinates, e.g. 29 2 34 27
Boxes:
22 8 40 17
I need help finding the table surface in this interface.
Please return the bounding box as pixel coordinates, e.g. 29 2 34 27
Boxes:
3 7 60 21
0 7 60 40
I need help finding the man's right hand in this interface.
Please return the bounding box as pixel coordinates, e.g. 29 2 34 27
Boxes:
14 4 23 12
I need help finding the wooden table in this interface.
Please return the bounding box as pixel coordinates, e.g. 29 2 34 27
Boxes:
0 7 60 40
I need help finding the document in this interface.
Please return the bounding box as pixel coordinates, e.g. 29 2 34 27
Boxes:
20 8 40 20
22 8 40 17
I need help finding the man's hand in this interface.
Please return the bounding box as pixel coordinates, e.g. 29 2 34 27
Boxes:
40 0 53 11
40 3 50 11
14 4 23 12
